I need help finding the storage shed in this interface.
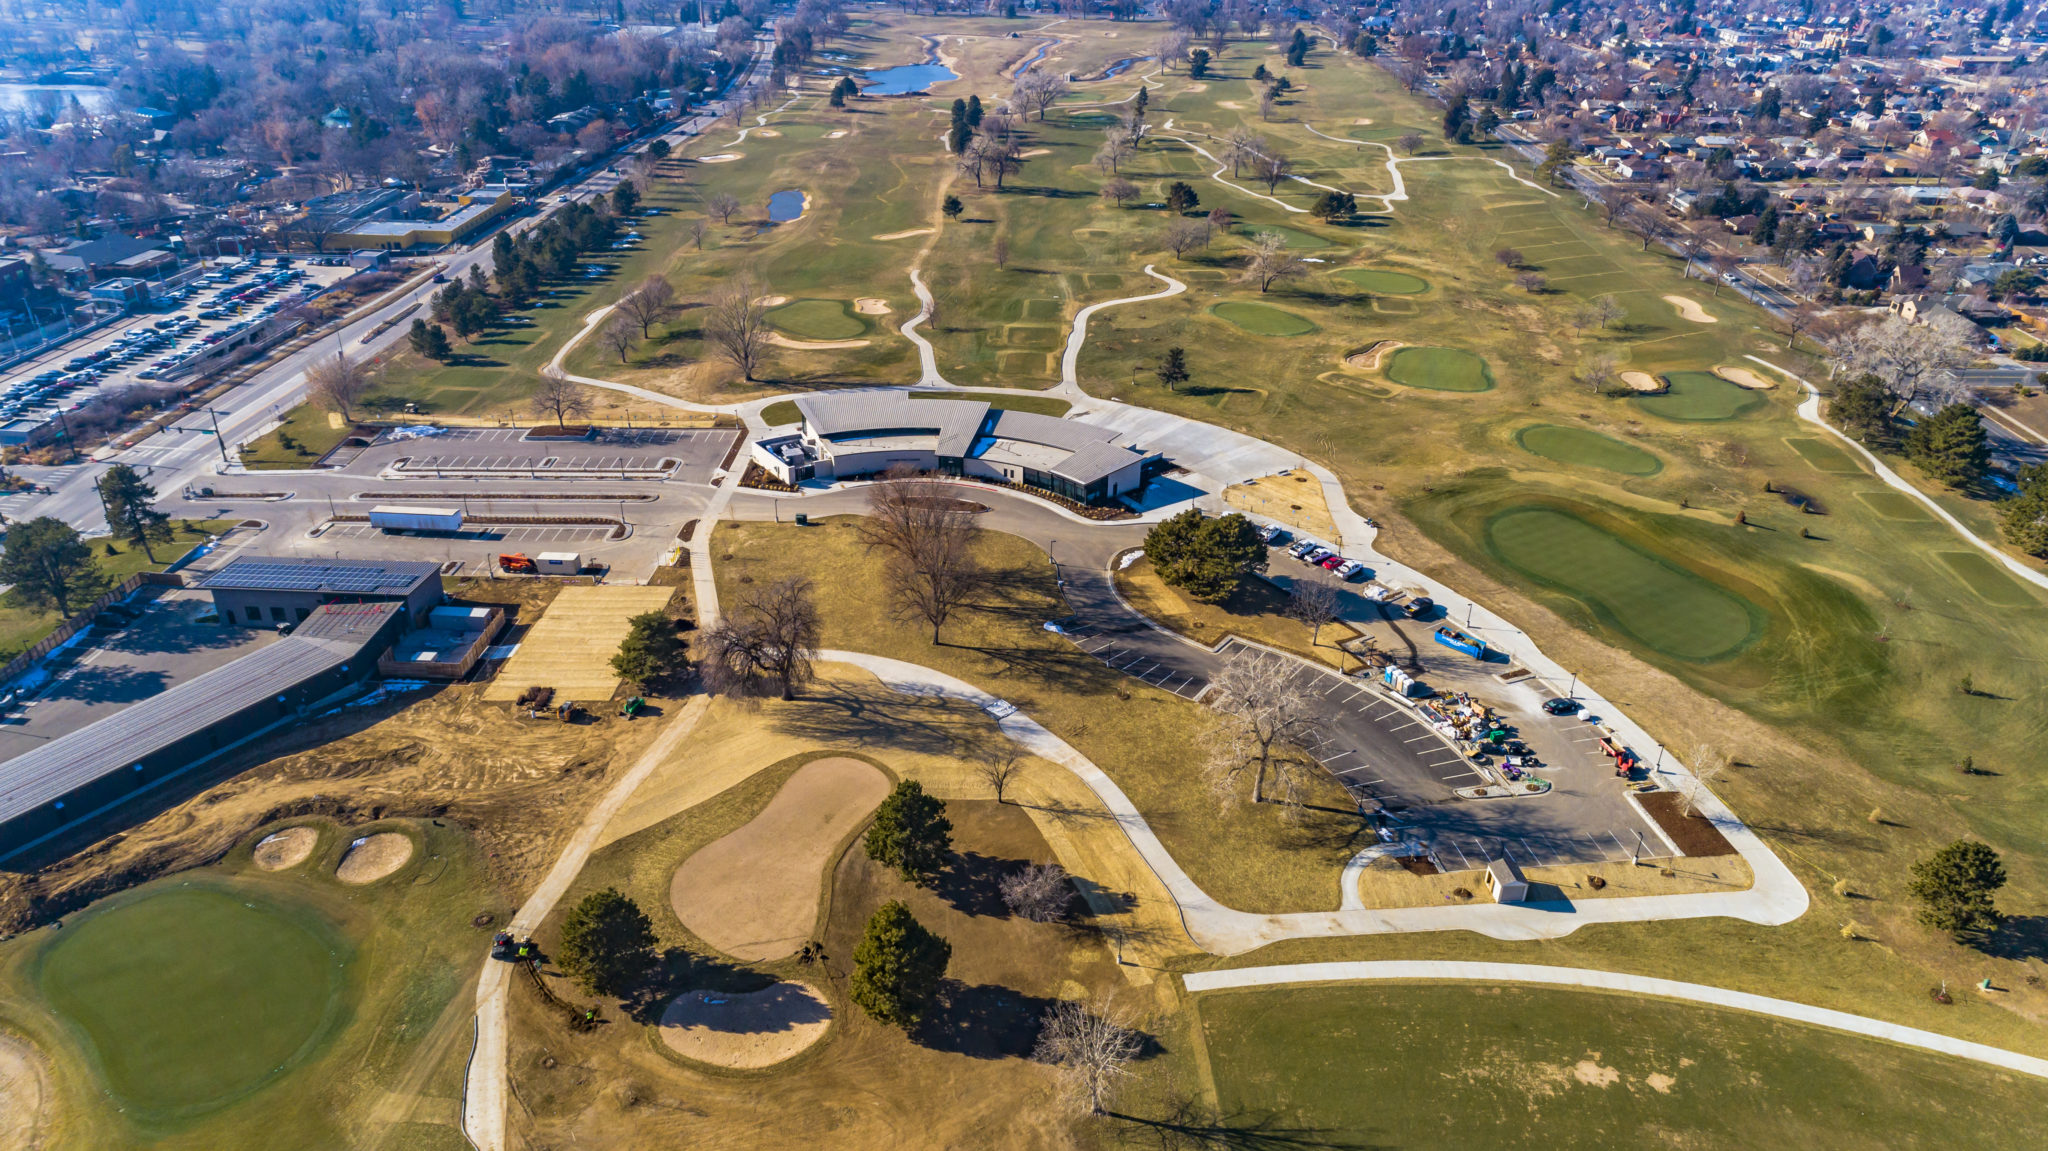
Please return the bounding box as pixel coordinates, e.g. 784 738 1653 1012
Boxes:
1486 858 1531 903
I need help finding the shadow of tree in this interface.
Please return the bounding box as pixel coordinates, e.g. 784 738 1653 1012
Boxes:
1108 1098 1385 1150
913 979 1060 1058
1982 915 2048 962
934 850 1026 919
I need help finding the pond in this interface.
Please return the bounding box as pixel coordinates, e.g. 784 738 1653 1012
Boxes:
861 62 958 95
767 189 806 223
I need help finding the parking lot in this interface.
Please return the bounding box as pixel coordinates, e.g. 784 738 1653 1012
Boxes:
319 522 618 544
352 426 736 482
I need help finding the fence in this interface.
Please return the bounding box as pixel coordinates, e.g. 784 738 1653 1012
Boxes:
0 571 185 688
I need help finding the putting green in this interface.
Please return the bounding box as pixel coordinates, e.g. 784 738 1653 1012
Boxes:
1635 372 1766 421
765 298 866 341
1210 301 1318 336
1336 268 1429 294
1515 424 1662 476
37 884 349 1119
1486 507 1762 660
1386 346 1494 392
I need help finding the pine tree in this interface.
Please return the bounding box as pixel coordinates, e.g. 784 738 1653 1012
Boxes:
1156 345 1189 391
1909 840 2006 941
556 888 656 996
97 465 173 562
864 780 953 883
849 901 950 1027
1904 403 1990 488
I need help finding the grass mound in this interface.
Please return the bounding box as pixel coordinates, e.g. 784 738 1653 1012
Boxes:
1485 506 1762 661
1635 371 1766 421
1210 301 1318 336
36 884 347 1119
765 298 866 341
1337 268 1429 294
1247 224 1332 249
1386 346 1494 392
1515 424 1662 476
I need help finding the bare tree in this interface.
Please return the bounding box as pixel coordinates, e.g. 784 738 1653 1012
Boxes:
859 475 982 644
702 576 821 701
1258 89 1278 121
1396 131 1424 155
1578 354 1619 394
1092 178 1137 208
1034 997 1143 1115
1591 295 1626 329
977 747 1023 804
1837 316 1969 404
1708 251 1740 295
305 352 372 422
1681 742 1729 818
613 275 677 336
1223 127 1264 176
1514 271 1547 293
1000 862 1072 922
1494 247 1524 269
1236 231 1307 293
529 373 593 427
992 238 1010 270
1094 127 1136 174
704 278 770 382
1285 580 1340 646
1251 149 1293 193
1011 71 1068 121
690 218 710 250
1162 217 1210 260
1202 648 1324 805
707 192 742 224
597 314 637 363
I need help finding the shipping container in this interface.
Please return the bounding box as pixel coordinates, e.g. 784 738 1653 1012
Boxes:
368 505 463 533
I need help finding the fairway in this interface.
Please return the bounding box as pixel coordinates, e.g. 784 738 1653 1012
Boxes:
482 585 676 701
36 885 347 1119
765 298 867 340
1210 300 1317 336
1514 424 1661 476
1855 490 1931 520
1485 507 1761 660
1197 983 2048 1151
1635 371 1766 421
1386 346 1494 392
1939 551 2036 606
1786 436 1864 473
1336 268 1429 294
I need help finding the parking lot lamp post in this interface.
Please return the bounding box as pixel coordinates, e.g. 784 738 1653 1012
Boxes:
205 408 230 466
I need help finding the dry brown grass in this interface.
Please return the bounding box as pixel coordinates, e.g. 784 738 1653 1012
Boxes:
483 585 676 703
1116 557 1360 670
1221 472 1338 541
1352 854 1755 909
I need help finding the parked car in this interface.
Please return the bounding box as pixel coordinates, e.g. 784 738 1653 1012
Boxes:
1318 553 1346 571
1287 540 1318 558
1404 596 1435 619
1542 698 1582 716
1335 559 1365 580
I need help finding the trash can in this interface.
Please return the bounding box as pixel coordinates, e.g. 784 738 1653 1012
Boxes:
794 512 809 526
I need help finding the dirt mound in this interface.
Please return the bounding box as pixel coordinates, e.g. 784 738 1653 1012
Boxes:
854 298 891 315
336 833 414 884
1622 371 1665 392
658 982 832 1068
1342 341 1402 372
253 826 318 871
671 757 889 960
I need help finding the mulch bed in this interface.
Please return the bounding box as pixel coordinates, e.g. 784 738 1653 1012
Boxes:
1638 790 1738 856
524 425 597 440
740 462 798 492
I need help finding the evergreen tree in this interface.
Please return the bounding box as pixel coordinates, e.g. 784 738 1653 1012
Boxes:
966 94 983 126
0 517 109 617
556 888 656 996
611 610 683 686
864 780 953 884
850 901 950 1027
1909 840 2006 942
1165 180 1200 215
96 465 172 562
1827 374 1894 444
1144 510 1266 601
1156 345 1189 391
2000 465 2048 559
410 318 453 361
1904 403 1990 488
942 194 963 220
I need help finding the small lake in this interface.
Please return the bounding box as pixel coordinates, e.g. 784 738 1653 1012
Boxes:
861 62 957 94
0 83 117 114
767 189 806 223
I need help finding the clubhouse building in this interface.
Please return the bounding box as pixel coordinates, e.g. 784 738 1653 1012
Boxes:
751 391 1157 504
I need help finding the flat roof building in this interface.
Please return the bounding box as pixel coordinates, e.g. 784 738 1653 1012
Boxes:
195 555 444 627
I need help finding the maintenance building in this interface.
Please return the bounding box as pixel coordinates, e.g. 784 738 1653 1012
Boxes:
195 555 444 628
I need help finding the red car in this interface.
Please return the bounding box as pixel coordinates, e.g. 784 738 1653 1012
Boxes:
1319 553 1346 570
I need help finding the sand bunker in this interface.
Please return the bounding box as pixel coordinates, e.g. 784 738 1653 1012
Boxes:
826 129 848 138
660 982 833 1068
872 228 934 241
854 297 892 315
755 128 782 137
1355 117 1375 125
755 294 791 307
672 757 890 960
1622 371 1665 392
1342 340 1403 372
1713 365 1776 390
0 1036 47 1150
1018 147 1051 158
253 827 318 871
698 152 744 163
767 333 870 350
336 833 414 884
1663 295 1717 323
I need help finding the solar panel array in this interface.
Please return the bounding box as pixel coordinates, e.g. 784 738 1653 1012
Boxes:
201 557 436 594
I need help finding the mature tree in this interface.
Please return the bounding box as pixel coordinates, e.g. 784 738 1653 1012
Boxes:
850 901 951 1027
689 218 710 250
1578 355 1619 394
556 888 656 997
1144 509 1266 601
611 610 683 686
1494 247 1524 269
977 748 1022 805
0 517 109 617
611 181 640 216
1285 579 1340 646
1397 131 1425 156
1827 373 1896 443
1203 648 1325 807
992 238 1011 270
1095 127 1136 174
1514 271 1547 293
1035 998 1143 1115
1159 218 1208 261
1165 180 1200 215
597 314 637 363
409 318 453 361
1001 862 1074 923
1099 177 1140 207
865 779 954 884
1188 48 1210 78
305 351 372 422
1308 190 1356 220
1904 402 1990 488
1237 231 1308 293
706 192 742 223
1251 149 1293 193
704 277 770 382
1222 127 1265 176
1591 295 1626 329
1156 345 1191 391
647 138 671 161
1909 840 2007 942
614 275 677 337
97 465 172 563
942 194 963 220
529 373 592 428
702 576 820 700
1837 317 1968 404
1537 136 1574 182
2001 465 2048 559
1011 70 1068 120
858 474 981 644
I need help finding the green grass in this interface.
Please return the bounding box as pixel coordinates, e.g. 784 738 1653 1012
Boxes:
0 520 237 662
1514 424 1662 476
1786 436 1865 473
759 390 1072 427
1856 490 1931 520
1485 506 1764 661
1635 371 1768 421
1938 551 2038 606
1385 346 1493 392
240 407 354 470
1209 301 1317 336
1335 268 1430 294
35 884 349 1120
765 298 868 341
1196 983 2048 1151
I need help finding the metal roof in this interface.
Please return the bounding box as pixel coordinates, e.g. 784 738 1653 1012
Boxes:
794 392 989 458
988 409 1121 453
196 555 440 597
1052 440 1148 486
0 602 400 828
